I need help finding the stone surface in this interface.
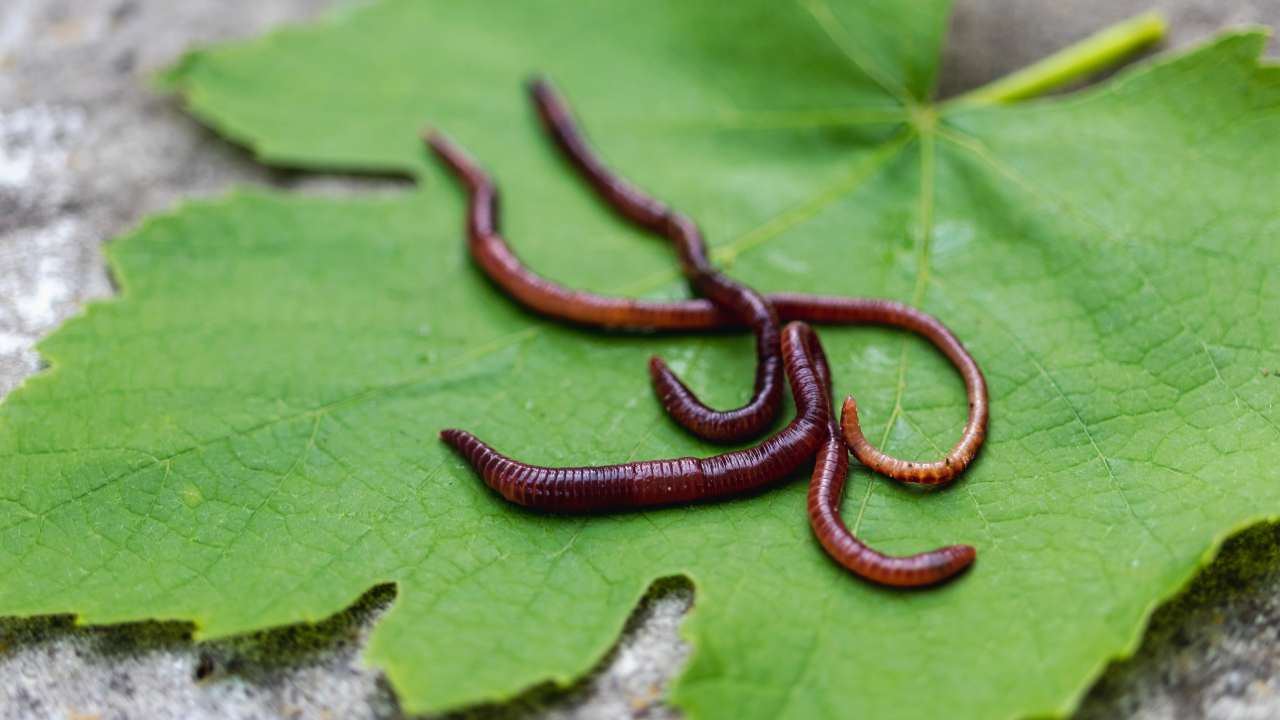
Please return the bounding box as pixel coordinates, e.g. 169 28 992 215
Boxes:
0 1 1276 718
1077 524 1280 720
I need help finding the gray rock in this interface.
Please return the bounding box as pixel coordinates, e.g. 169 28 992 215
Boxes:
0 1 1276 718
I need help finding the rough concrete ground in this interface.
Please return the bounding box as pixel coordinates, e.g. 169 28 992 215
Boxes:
0 1 1277 718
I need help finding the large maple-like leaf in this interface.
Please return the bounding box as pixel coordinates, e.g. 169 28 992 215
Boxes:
2 1 1278 718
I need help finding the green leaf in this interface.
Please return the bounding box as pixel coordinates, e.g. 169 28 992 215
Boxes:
5 2 1279 718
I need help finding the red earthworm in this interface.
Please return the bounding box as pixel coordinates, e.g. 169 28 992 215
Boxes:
426 132 987 483
756 295 987 486
531 77 784 444
440 321 827 512
818 296 986 486
807 343 976 587
527 77 668 233
425 130 715 331
427 129 782 443
841 388 985 486
827 300 986 486
529 77 986 484
644 214 783 444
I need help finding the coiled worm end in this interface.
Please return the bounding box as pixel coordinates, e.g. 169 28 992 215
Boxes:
914 543 978 586
842 395 970 486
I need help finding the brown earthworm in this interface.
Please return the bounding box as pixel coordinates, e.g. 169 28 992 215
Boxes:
427 129 781 443
426 131 987 483
646 212 783 443
534 77 787 444
440 321 828 512
424 89 983 481
533 77 987 484
426 130 715 331
530 76 783 443
807 342 976 586
841 390 985 485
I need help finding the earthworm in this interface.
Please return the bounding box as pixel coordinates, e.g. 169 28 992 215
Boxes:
841 389 984 485
426 130 717 331
807 343 976 586
439 321 827 512
533 77 784 444
530 77 986 484
427 102 987 481
644 215 783 444
527 77 668 233
428 130 781 443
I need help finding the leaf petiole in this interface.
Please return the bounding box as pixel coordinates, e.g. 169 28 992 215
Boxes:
947 10 1167 107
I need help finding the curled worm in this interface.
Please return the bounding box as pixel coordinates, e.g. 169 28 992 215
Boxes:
530 77 985 481
428 128 782 443
841 394 984 486
807 344 975 586
429 88 987 482
426 131 717 331
823 297 985 486
644 214 783 444
440 322 827 512
531 77 784 444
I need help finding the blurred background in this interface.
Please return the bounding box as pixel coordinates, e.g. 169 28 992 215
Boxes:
1 1 1278 718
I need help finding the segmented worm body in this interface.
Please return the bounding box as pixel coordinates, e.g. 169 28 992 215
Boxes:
428 130 987 483
528 77 668 233
429 131 782 443
644 214 782 444
428 79 988 586
531 78 784 444
440 322 828 512
759 294 987 485
807 352 975 586
530 78 985 482
427 131 715 330
789 294 987 486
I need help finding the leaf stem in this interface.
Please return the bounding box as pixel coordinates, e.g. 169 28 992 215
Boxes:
948 11 1167 107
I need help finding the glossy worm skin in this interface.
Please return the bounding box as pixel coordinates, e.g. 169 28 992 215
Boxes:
531 77 783 444
529 77 986 483
440 322 828 512
426 131 717 331
428 97 988 481
757 295 988 486
426 131 780 442
426 132 987 483
644 216 783 443
829 297 986 486
428 129 782 443
807 349 976 586
842 390 984 486
527 77 668 233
